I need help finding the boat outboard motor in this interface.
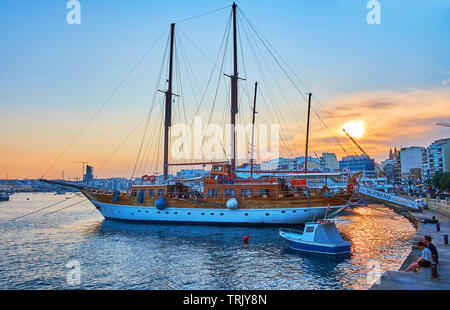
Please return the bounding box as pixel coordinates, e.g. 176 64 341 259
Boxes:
227 197 238 210
155 197 167 210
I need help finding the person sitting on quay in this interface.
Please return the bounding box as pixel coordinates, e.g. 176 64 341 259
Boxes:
405 242 432 273
424 236 438 264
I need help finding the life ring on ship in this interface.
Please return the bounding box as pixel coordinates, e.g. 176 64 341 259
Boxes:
225 174 234 181
216 174 225 182
149 175 156 182
142 175 150 182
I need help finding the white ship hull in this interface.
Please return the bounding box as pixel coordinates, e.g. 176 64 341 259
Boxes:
91 200 348 226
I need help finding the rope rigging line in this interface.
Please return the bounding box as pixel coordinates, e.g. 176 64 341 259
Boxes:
198 13 231 158
41 26 169 179
8 194 82 221
174 12 232 158
237 16 297 159
43 199 89 216
238 7 350 158
96 116 147 175
130 30 171 180
175 5 232 24
237 11 351 151
139 96 165 177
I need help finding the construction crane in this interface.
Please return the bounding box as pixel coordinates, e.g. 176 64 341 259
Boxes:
342 128 384 176
436 122 450 127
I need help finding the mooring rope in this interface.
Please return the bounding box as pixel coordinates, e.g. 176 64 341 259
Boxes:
43 199 89 216
8 194 81 221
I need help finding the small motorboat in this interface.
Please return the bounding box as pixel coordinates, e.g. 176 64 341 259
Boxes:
279 220 351 255
0 192 9 201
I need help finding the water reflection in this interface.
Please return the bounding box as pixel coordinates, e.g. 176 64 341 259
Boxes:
0 194 416 290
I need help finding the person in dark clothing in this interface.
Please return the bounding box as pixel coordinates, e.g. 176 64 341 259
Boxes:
424 236 438 263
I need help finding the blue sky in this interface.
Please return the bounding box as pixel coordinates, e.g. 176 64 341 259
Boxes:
0 0 449 178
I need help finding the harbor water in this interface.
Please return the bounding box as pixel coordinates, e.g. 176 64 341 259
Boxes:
0 193 416 290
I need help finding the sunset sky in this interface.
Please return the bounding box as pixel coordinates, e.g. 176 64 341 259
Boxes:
1 0 449 179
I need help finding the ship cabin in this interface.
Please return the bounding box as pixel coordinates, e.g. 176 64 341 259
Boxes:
123 163 305 203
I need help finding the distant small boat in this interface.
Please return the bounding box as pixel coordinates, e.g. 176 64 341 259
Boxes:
0 192 9 201
279 220 351 255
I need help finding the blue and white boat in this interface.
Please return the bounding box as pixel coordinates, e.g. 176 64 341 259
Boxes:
0 192 9 201
279 220 351 255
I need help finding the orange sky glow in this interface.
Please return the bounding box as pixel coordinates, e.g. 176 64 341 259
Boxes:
1 86 449 180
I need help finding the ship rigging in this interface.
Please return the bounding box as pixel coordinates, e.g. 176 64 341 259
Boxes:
41 3 358 225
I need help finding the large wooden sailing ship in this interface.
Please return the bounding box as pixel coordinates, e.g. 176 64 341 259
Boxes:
42 3 355 225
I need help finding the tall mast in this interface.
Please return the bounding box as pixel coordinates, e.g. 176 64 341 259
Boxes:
304 92 312 172
163 23 175 181
250 81 258 178
230 2 238 174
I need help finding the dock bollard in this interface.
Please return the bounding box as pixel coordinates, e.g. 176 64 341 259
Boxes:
431 255 439 279
436 223 440 232
444 234 449 245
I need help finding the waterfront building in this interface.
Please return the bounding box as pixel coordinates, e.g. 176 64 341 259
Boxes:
399 146 425 181
409 168 422 182
260 157 297 171
393 148 402 184
320 153 339 170
421 138 450 182
380 159 395 183
339 154 375 177
295 156 321 171
83 165 94 182
176 169 206 179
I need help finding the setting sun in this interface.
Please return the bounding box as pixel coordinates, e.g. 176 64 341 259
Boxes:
342 120 365 138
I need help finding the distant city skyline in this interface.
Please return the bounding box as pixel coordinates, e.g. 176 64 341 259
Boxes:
1 0 449 179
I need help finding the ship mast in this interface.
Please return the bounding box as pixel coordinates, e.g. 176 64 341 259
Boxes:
250 81 258 178
304 92 312 171
230 2 239 174
163 23 175 181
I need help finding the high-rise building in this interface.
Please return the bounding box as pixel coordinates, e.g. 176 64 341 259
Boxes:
399 146 425 180
295 156 320 171
422 138 450 181
260 157 297 171
381 159 395 183
339 154 375 177
319 153 339 170
393 148 401 184
83 165 94 182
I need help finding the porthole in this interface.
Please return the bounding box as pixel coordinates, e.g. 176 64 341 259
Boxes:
145 210 149 213
157 211 161 214
281 210 285 213
265 213 269 216
174 212 178 215
244 213 248 216
201 213 205 215
220 213 224 216
165 212 169 214
138 210 141 213
304 209 308 212
292 210 296 213
187 212 191 215
210 213 214 215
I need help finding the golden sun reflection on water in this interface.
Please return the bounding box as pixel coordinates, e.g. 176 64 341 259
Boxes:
336 205 416 289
